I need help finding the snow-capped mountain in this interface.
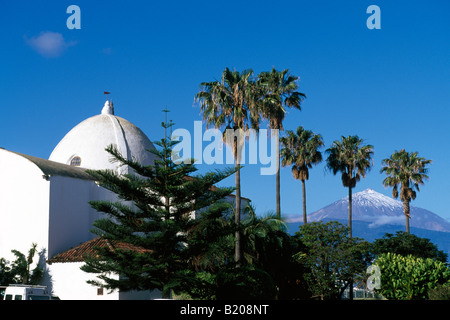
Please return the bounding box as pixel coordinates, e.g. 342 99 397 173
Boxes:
307 188 450 233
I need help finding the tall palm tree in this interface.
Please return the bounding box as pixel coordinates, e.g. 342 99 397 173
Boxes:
257 67 306 218
195 67 260 264
325 135 374 238
380 149 432 234
280 126 324 224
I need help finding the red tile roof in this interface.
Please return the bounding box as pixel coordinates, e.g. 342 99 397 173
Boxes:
48 237 152 263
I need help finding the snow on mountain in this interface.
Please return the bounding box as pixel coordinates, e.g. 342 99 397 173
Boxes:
306 188 450 233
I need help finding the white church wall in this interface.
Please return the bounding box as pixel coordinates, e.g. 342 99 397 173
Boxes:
47 172 122 259
48 261 162 300
48 261 119 300
0 150 50 263
48 176 100 258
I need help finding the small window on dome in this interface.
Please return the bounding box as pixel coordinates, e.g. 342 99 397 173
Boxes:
70 156 81 167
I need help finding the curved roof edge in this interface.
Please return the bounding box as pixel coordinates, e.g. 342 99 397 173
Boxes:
10 150 95 181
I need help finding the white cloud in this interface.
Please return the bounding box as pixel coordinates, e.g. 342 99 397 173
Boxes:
25 31 76 58
368 215 405 228
284 214 303 223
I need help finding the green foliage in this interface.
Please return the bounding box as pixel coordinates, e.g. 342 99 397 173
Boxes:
81 118 236 297
184 203 235 274
375 252 450 300
325 136 374 237
294 221 373 300
380 149 432 233
183 203 309 299
196 67 259 131
215 266 277 300
280 126 324 182
238 206 309 299
172 271 217 300
381 149 432 203
372 231 448 263
257 67 305 131
280 126 323 224
195 67 260 263
257 67 306 218
0 243 43 285
428 283 450 300
0 258 14 285
239 205 287 266
81 114 307 300
325 135 374 189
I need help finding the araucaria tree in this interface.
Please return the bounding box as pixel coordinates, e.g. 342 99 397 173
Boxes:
81 119 235 298
195 67 260 264
257 68 306 218
381 149 432 234
280 126 323 224
325 135 374 238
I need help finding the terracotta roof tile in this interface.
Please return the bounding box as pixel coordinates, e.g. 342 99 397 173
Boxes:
48 237 151 263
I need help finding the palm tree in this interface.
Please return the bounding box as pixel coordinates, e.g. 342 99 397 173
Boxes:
325 135 374 238
280 126 324 224
195 67 260 264
380 149 432 234
257 67 306 218
239 204 287 266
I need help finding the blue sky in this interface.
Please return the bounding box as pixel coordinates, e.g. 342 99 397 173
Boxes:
1 1 449 223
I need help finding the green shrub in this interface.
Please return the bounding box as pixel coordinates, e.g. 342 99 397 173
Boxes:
375 253 450 300
428 283 450 300
215 266 277 300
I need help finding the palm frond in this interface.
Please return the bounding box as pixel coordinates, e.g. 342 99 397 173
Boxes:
380 149 432 204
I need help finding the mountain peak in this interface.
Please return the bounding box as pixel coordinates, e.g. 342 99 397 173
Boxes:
341 188 402 211
307 188 450 233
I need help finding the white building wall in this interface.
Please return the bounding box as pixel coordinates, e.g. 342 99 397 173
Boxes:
48 176 109 258
0 150 50 262
48 262 119 300
1 148 248 300
48 262 161 300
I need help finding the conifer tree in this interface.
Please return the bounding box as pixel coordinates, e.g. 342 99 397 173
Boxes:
81 117 235 298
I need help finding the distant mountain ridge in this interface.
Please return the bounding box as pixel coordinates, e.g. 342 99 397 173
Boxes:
285 219 450 257
284 188 450 256
305 188 450 233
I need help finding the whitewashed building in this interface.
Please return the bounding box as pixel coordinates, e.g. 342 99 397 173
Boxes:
0 100 160 299
0 100 248 300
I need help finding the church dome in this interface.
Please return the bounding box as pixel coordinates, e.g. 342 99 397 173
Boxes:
49 100 157 173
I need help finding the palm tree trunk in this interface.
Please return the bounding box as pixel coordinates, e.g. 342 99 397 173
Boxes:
234 141 241 265
302 179 307 224
403 200 411 234
348 185 353 300
348 186 352 238
276 136 281 218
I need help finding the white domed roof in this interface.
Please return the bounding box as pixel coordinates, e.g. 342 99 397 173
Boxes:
49 101 157 173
